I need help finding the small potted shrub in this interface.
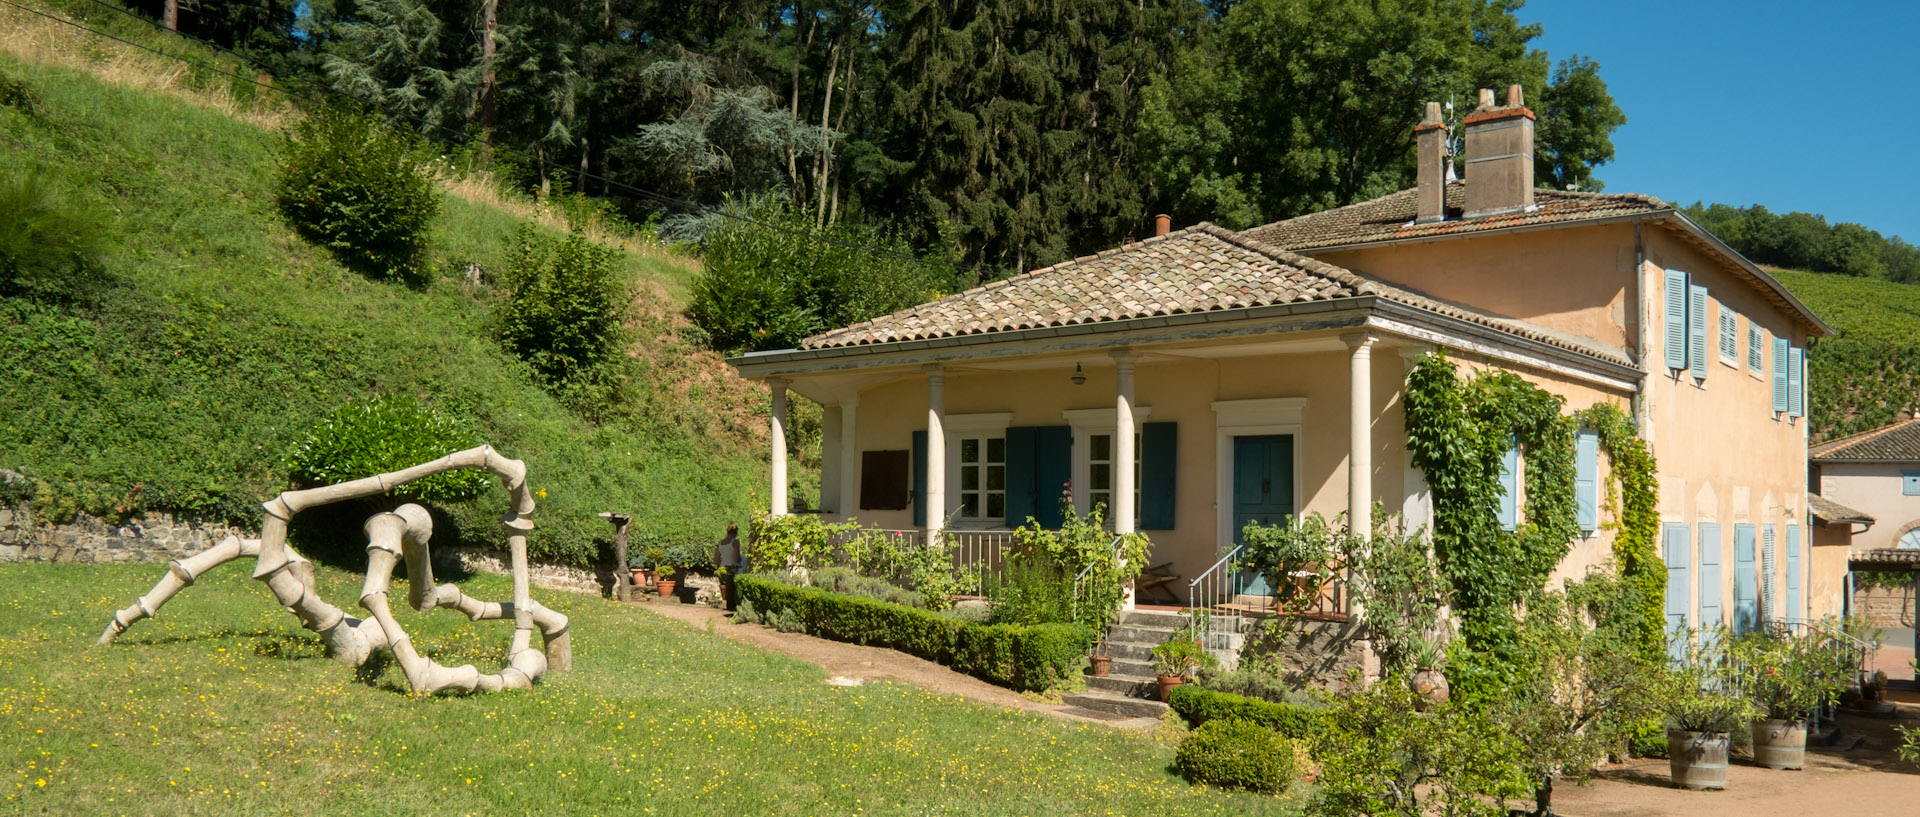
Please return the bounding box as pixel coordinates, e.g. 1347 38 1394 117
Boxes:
651 547 679 600
1407 634 1450 710
1658 634 1759 791
1151 635 1217 702
1730 631 1847 770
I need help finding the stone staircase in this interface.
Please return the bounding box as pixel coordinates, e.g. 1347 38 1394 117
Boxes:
1060 609 1249 720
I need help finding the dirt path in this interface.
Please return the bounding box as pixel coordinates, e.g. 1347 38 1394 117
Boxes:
1553 709 1920 816
634 600 1141 727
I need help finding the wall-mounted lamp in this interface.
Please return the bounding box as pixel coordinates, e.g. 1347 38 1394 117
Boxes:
1070 363 1087 386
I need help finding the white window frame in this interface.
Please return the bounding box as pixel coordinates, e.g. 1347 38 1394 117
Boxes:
943 413 1012 528
1063 407 1152 527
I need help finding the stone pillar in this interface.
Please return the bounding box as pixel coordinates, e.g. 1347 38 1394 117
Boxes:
1113 351 1138 535
839 399 859 520
769 378 789 517
924 366 946 541
1344 333 1377 536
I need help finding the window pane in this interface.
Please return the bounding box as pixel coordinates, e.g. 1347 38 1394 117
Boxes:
987 493 1005 519
961 466 979 491
961 438 979 463
961 493 980 518
986 465 1004 490
1091 491 1110 510
987 437 1005 463
1091 463 1111 490
1091 434 1110 461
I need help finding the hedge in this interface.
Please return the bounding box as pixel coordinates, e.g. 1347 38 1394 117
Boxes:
1173 718 1299 794
1167 685 1323 740
736 574 1094 692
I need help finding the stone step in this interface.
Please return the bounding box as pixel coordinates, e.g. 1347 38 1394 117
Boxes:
1085 673 1156 697
1103 624 1177 644
1118 609 1191 628
1106 658 1154 678
1061 691 1169 720
1105 642 1154 661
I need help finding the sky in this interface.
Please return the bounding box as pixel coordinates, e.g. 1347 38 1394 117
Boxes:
1519 1 1920 241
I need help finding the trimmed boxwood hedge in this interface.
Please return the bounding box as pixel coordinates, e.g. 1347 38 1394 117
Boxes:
736 574 1093 692
1173 718 1299 794
1167 685 1323 740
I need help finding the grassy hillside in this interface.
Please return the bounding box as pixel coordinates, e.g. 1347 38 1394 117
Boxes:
1772 269 1920 441
0 41 774 565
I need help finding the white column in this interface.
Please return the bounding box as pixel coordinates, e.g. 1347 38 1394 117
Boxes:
820 405 843 516
924 366 946 540
1398 345 1432 532
1344 333 1377 536
769 378 789 517
1113 351 1138 535
839 399 859 521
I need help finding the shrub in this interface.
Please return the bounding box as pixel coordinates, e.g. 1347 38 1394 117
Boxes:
1174 719 1298 794
1007 504 1151 632
1193 666 1322 708
276 105 439 282
747 511 859 573
0 169 110 304
283 394 492 503
0 66 39 112
984 558 1075 625
1168 685 1323 740
952 622 1095 692
495 226 625 388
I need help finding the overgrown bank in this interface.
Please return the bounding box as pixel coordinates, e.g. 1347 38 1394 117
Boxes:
0 53 771 566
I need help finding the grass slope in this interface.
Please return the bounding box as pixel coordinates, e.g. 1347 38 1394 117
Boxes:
0 563 1303 816
1771 269 1920 441
0 49 770 564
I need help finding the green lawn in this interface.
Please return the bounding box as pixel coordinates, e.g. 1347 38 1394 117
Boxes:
1 563 1305 816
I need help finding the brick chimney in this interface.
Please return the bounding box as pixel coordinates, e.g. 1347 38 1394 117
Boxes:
1462 84 1535 219
1414 101 1449 224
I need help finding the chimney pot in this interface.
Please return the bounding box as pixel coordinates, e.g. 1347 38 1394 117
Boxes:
1506 84 1524 107
1477 88 1495 110
1154 214 1171 237
1420 101 1443 127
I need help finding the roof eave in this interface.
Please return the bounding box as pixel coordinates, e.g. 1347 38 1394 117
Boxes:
1659 211 1836 337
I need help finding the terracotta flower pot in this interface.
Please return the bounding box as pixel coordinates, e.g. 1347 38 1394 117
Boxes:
1089 655 1112 677
1668 729 1730 790
1155 674 1185 702
656 578 678 599
628 568 646 587
1751 718 1807 770
1409 668 1449 711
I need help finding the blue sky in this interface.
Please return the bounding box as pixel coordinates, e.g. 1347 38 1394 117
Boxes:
1520 1 1919 241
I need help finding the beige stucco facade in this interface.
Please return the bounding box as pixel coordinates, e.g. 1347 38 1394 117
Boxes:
1815 463 1920 551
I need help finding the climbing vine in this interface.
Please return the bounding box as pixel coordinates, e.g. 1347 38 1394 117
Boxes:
1575 402 1664 666
1405 353 1627 700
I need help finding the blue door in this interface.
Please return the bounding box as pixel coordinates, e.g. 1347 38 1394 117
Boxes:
1663 522 1692 662
1697 523 1723 634
1232 435 1295 595
1734 524 1758 635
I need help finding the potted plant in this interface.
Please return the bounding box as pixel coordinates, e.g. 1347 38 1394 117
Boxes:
1658 633 1759 791
627 554 648 590
1864 669 1889 702
651 547 679 600
1088 641 1112 678
1150 634 1218 702
1407 634 1450 710
1729 631 1848 770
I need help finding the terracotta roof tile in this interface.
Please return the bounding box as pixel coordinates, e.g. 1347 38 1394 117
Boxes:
1809 494 1874 526
799 224 1633 368
1239 181 1669 250
1809 418 1920 462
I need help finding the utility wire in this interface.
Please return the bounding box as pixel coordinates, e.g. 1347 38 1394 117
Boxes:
27 0 990 277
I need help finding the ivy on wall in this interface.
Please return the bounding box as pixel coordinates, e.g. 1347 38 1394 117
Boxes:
1404 353 1659 697
1576 403 1664 665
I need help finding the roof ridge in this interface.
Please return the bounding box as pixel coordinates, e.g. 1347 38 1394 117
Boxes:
1810 417 1920 456
1204 226 1378 294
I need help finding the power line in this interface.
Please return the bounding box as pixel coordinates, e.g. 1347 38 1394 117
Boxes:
26 0 988 277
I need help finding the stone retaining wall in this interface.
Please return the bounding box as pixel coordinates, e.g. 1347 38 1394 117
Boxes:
0 502 611 597
1853 585 1914 629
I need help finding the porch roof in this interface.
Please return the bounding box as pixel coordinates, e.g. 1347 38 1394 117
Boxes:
1809 493 1874 527
793 224 1633 368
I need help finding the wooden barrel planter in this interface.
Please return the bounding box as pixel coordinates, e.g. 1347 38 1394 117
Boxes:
1668 729 1730 790
1752 719 1807 770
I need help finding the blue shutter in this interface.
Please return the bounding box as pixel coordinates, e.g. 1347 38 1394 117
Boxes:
1003 427 1037 527
1786 525 1802 621
1788 346 1804 418
911 430 928 527
1497 443 1519 531
1748 326 1762 372
1903 470 1920 496
1688 284 1709 380
1575 431 1599 530
1772 337 1789 413
1030 426 1073 528
1141 421 1177 530
1697 523 1723 633
1762 523 1777 623
1664 269 1688 370
1734 524 1757 635
1663 522 1692 662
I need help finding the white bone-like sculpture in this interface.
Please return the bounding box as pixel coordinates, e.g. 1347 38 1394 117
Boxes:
97 445 572 694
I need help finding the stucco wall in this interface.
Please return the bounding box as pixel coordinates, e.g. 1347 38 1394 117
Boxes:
1817 463 1920 551
1641 229 1827 619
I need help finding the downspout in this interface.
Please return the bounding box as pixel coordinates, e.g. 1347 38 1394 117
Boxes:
1632 218 1651 433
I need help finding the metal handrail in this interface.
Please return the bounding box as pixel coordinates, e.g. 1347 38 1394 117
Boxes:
1186 545 1246 651
1769 617 1880 734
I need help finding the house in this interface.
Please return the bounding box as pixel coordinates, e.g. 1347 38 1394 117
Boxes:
728 86 1838 637
1810 415 1920 552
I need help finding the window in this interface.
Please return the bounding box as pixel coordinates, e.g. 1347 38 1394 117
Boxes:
1575 431 1599 530
1747 326 1763 373
1718 308 1737 364
1087 431 1142 525
1902 470 1920 497
1497 442 1520 531
1688 284 1709 380
1664 269 1688 370
955 435 1006 521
